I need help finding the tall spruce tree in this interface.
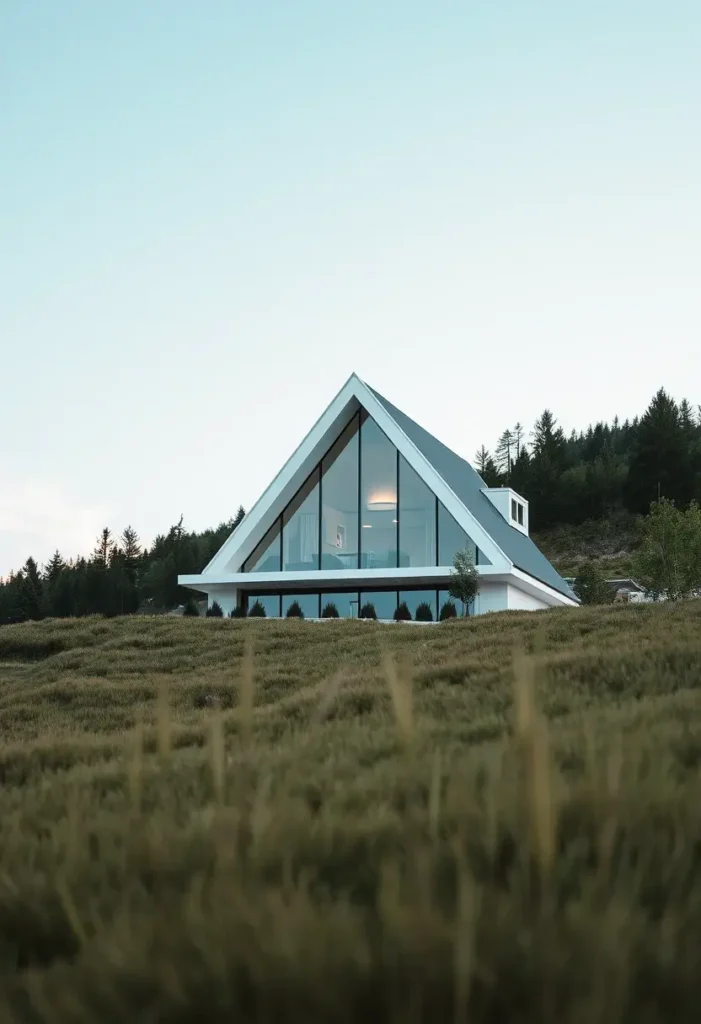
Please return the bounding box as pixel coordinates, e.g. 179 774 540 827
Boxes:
233 505 246 528
495 429 514 480
18 557 44 620
474 446 501 486
625 389 693 514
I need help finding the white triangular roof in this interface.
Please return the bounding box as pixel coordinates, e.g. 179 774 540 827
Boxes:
204 373 510 576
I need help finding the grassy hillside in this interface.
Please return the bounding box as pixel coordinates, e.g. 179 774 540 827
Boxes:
533 513 642 578
1 605 701 1022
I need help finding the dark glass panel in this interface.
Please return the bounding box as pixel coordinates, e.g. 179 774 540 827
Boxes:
282 592 319 618
400 589 437 620
437 502 478 566
282 468 320 571
247 594 281 617
359 590 397 621
398 456 436 567
360 415 397 569
321 416 359 570
242 519 281 573
321 592 360 618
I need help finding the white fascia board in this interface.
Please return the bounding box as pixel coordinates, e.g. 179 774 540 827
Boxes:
179 564 508 591
202 374 361 575
201 373 510 578
500 567 579 607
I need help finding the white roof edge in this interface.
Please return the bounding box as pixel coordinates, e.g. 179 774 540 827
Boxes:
200 373 512 578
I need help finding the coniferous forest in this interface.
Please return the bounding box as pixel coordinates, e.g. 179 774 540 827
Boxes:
2 388 700 624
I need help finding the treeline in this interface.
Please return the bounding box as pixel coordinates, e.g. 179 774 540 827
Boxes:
476 389 701 529
2 388 700 624
0 509 245 625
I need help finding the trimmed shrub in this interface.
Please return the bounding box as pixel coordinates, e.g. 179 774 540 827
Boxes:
182 598 199 617
359 603 377 620
321 602 339 618
248 600 266 618
415 601 434 622
286 601 304 619
439 600 458 621
229 605 246 618
206 601 224 618
394 602 412 622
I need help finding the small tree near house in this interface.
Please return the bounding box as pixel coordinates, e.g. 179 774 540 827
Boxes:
449 547 479 617
206 600 224 617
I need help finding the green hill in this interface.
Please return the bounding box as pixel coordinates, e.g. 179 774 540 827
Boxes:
532 513 642 579
1 605 701 1021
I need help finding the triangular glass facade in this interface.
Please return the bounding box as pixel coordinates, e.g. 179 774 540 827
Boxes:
241 409 488 572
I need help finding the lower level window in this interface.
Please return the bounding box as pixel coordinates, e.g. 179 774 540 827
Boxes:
243 588 463 620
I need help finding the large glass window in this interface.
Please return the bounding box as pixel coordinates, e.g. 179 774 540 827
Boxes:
400 589 437 620
360 414 397 569
360 590 398 620
282 592 319 618
242 520 281 573
321 416 359 570
282 468 320 571
322 592 360 618
439 588 470 617
438 502 477 566
247 594 281 617
398 456 436 567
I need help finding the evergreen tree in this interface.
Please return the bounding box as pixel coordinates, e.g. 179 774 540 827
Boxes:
495 429 515 479
44 550 65 587
529 410 568 527
513 423 525 458
233 505 246 528
625 389 693 514
121 526 141 568
509 447 532 498
474 446 501 486
93 527 113 566
17 557 44 621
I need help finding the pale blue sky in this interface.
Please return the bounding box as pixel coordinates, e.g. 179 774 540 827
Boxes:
2 1 700 576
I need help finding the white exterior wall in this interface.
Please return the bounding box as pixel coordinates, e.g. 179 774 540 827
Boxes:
473 582 509 615
507 584 549 611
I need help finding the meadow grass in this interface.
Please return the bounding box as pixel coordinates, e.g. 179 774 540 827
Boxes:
1 603 701 1021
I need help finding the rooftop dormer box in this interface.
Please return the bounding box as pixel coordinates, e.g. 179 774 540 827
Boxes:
482 487 529 536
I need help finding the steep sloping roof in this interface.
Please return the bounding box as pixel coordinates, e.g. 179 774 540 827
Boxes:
366 382 577 601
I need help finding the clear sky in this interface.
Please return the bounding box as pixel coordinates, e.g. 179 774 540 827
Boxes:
1 0 700 577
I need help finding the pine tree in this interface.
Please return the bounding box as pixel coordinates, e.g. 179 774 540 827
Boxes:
495 429 515 479
625 389 693 514
121 526 141 568
18 557 44 620
44 551 65 587
92 528 113 566
513 423 525 458
529 410 568 527
474 446 501 487
233 506 246 529
680 399 697 442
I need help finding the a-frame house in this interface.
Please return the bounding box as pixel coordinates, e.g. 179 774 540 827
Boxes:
179 374 578 619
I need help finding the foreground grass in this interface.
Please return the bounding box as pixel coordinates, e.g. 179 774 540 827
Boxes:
1 603 701 1021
